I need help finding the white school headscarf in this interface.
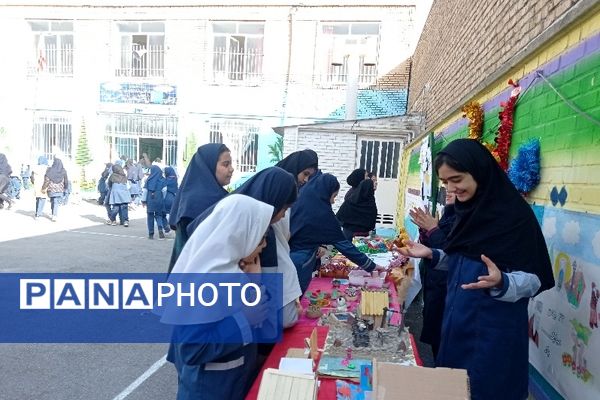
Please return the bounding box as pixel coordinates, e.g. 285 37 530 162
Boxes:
269 210 302 306
162 195 274 325
171 194 274 274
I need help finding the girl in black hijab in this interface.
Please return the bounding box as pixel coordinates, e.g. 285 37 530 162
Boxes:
336 173 377 240
399 138 554 400
0 153 13 209
275 149 318 187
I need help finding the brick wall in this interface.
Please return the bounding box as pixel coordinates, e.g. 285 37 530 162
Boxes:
372 57 411 89
408 0 585 131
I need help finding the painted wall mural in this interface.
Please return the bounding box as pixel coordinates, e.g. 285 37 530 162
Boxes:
529 207 600 399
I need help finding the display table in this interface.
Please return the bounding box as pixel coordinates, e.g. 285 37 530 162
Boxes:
246 277 422 400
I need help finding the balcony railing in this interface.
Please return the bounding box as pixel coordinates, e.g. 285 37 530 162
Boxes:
115 44 164 78
28 44 73 76
322 56 378 87
212 46 263 84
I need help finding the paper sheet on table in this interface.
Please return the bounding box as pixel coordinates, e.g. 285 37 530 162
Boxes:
279 357 314 376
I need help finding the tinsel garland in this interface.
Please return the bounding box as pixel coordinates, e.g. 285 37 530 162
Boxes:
495 79 521 171
461 101 484 140
508 138 541 195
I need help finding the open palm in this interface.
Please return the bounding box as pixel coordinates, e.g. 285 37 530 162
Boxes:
397 240 433 259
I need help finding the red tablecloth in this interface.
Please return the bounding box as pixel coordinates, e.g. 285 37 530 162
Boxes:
246 277 422 399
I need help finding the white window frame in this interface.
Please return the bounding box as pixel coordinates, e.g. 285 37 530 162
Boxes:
28 20 74 77
210 21 265 85
31 112 73 161
315 22 380 88
114 21 165 78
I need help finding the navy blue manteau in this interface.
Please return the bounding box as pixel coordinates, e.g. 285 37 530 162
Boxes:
144 165 165 213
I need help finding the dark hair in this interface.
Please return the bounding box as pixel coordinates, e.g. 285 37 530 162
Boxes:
219 145 230 155
434 152 467 174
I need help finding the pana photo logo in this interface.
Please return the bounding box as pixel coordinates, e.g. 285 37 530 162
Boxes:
19 278 262 310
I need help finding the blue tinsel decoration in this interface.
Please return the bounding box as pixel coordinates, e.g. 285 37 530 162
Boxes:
508 138 541 194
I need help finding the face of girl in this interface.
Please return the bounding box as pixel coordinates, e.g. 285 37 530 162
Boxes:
437 163 478 202
297 167 316 186
240 233 268 267
371 175 378 190
215 151 234 186
270 206 289 224
330 190 339 204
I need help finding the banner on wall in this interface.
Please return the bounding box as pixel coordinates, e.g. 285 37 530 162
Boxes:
399 134 435 308
529 207 600 400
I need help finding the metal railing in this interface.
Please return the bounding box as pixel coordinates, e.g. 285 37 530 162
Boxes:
323 56 378 86
212 46 263 83
115 44 164 78
29 44 73 76
209 121 258 172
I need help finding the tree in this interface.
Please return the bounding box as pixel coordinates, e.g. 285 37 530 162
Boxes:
267 134 283 163
75 119 93 189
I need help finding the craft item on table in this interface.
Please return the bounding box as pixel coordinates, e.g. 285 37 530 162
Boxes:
348 269 387 288
336 296 348 312
287 347 309 359
333 312 351 322
331 288 341 300
389 262 414 307
345 287 360 302
341 347 354 368
306 304 323 319
391 228 410 250
316 298 330 308
257 368 318 400
353 237 388 254
319 255 358 278
300 327 320 360
317 354 372 379
279 357 315 376
360 364 373 391
352 318 370 347
360 289 389 328
335 380 365 400
322 316 416 364
333 278 349 286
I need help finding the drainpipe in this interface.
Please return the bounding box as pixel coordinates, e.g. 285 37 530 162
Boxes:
280 6 296 127
345 54 359 120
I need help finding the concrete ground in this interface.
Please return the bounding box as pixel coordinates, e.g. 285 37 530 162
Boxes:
0 188 434 399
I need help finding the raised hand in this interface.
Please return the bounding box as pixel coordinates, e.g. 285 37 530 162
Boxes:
396 240 433 259
409 207 438 231
461 254 503 290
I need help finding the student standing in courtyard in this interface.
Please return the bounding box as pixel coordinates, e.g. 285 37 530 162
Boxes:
168 143 233 272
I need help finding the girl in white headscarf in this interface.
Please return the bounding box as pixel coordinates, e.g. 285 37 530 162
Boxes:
165 194 274 400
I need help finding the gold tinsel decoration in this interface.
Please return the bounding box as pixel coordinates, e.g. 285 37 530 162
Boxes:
461 101 484 141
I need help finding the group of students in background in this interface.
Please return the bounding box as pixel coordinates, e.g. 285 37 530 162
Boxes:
97 155 179 239
0 152 71 221
162 139 555 400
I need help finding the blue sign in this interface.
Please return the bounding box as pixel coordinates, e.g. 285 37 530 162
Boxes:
100 82 177 105
0 273 282 343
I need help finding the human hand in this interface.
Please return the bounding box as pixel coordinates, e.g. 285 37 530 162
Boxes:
396 240 433 259
374 264 387 272
409 207 438 231
239 255 261 273
461 254 503 290
316 246 327 258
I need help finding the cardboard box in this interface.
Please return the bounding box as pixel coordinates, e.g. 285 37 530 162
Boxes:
373 360 470 399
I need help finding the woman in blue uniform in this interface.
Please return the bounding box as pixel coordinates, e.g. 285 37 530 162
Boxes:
400 139 554 400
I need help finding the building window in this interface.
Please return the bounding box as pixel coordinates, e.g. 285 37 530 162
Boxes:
115 21 165 78
211 22 264 84
359 139 401 179
316 22 380 87
32 113 72 160
28 20 74 76
209 119 259 173
101 113 178 166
